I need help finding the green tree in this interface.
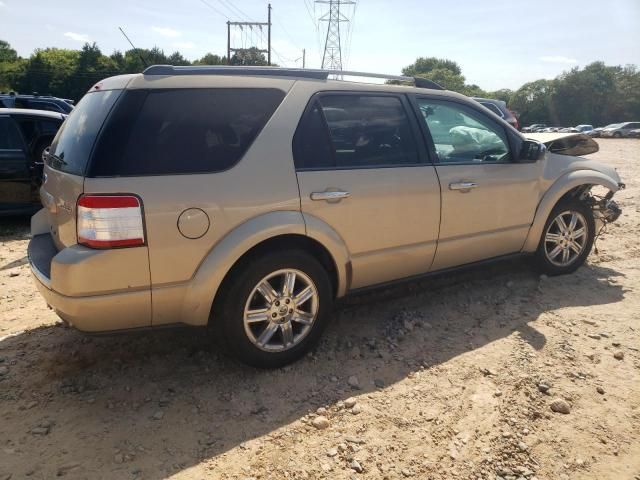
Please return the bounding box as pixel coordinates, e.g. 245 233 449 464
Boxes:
194 53 227 65
0 40 18 62
229 47 268 66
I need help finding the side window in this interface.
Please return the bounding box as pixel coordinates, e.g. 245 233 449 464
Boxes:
480 102 504 117
28 100 61 112
17 119 37 145
91 88 285 176
38 119 62 135
294 94 419 170
416 99 511 164
0 117 24 150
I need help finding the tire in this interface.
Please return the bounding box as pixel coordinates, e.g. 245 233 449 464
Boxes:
613 132 622 138
534 199 595 276
33 139 50 163
215 250 333 368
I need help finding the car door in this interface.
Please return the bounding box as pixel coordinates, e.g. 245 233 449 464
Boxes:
411 96 542 271
295 92 441 289
0 115 32 211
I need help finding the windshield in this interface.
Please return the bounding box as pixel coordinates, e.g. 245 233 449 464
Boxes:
47 89 121 175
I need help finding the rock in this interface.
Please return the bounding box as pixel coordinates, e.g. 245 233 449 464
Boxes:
312 416 330 430
9 272 19 277
152 411 164 420
401 468 413 477
316 407 327 415
350 346 361 358
537 383 550 394
31 426 49 435
0 366 9 376
374 378 385 388
494 390 503 397
56 463 81 476
344 397 357 408
350 404 362 415
550 398 571 414
114 453 124 464
347 375 360 389
596 386 605 395
613 351 624 360
612 341 621 347
326 447 338 457
587 333 601 340
517 441 528 452
350 459 363 473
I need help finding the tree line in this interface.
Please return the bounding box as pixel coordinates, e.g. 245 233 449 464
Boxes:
1 39 639 127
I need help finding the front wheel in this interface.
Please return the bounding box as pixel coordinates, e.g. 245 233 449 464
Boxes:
534 200 595 275
216 250 333 368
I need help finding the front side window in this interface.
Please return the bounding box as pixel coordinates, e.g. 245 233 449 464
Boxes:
294 94 419 169
417 98 511 164
0 117 24 150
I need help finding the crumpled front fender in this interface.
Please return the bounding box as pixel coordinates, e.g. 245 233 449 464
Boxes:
522 170 621 252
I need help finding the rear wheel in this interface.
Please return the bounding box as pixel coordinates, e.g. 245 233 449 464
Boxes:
216 250 332 368
613 132 622 138
534 200 595 275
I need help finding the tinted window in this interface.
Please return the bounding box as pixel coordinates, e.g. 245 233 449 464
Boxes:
0 117 24 149
28 100 62 112
417 99 511 164
90 88 285 176
292 101 333 169
16 119 37 144
48 90 121 175
480 102 504 117
39 119 63 135
294 94 419 169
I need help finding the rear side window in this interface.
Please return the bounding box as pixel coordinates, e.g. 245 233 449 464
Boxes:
294 94 419 169
0 117 24 149
90 88 285 176
48 90 121 175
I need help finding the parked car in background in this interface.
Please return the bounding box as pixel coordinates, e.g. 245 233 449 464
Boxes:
0 108 66 214
472 97 520 130
559 127 579 133
629 129 640 138
600 121 640 138
27 66 624 367
522 124 547 133
575 124 594 133
0 93 74 114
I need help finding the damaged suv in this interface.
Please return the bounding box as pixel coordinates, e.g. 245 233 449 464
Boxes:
28 66 623 367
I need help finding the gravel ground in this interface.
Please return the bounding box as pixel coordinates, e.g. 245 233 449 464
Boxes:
0 139 639 480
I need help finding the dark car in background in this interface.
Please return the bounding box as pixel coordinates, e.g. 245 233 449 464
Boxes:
0 108 66 214
472 97 520 130
0 93 74 114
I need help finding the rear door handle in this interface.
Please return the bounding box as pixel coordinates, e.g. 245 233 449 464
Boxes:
449 182 478 191
310 190 351 202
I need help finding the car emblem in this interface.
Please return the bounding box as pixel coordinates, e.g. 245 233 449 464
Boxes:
59 202 73 214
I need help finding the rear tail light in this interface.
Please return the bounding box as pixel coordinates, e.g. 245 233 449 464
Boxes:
77 195 145 248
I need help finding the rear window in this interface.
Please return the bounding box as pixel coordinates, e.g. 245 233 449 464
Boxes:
89 88 286 177
48 90 121 175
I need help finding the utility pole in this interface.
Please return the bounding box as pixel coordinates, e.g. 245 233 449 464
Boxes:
267 3 272 66
302 48 306 68
226 5 272 66
316 0 354 70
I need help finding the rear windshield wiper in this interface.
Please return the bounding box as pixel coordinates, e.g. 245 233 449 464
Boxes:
47 152 68 167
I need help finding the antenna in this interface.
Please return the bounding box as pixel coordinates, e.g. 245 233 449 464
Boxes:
118 27 149 68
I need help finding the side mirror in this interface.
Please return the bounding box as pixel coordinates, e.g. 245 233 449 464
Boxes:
519 140 545 162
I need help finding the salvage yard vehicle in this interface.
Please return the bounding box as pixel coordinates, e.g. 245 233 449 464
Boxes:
1 108 66 215
28 66 624 367
600 121 640 138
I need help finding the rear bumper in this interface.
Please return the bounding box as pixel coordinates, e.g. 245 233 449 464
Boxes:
28 233 151 332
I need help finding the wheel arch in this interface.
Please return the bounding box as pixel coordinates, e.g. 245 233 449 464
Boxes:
180 211 350 326
522 170 619 252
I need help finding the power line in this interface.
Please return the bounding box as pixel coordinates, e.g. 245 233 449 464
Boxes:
198 0 230 20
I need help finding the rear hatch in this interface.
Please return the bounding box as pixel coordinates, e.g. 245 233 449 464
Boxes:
42 89 123 249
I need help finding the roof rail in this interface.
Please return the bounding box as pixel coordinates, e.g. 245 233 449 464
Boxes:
143 65 444 90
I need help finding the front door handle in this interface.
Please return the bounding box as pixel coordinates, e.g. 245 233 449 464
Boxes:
449 182 478 191
310 190 351 202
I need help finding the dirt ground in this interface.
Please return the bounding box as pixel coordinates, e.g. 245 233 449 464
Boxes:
1 139 639 480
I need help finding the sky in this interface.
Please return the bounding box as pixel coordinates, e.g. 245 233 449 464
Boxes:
1 0 639 91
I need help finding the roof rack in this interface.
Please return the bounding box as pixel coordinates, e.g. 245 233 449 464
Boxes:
143 65 444 90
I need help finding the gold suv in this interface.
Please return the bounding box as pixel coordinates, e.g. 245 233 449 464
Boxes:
28 66 623 367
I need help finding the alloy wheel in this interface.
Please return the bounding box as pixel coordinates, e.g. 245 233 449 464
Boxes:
243 269 319 352
544 210 588 267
